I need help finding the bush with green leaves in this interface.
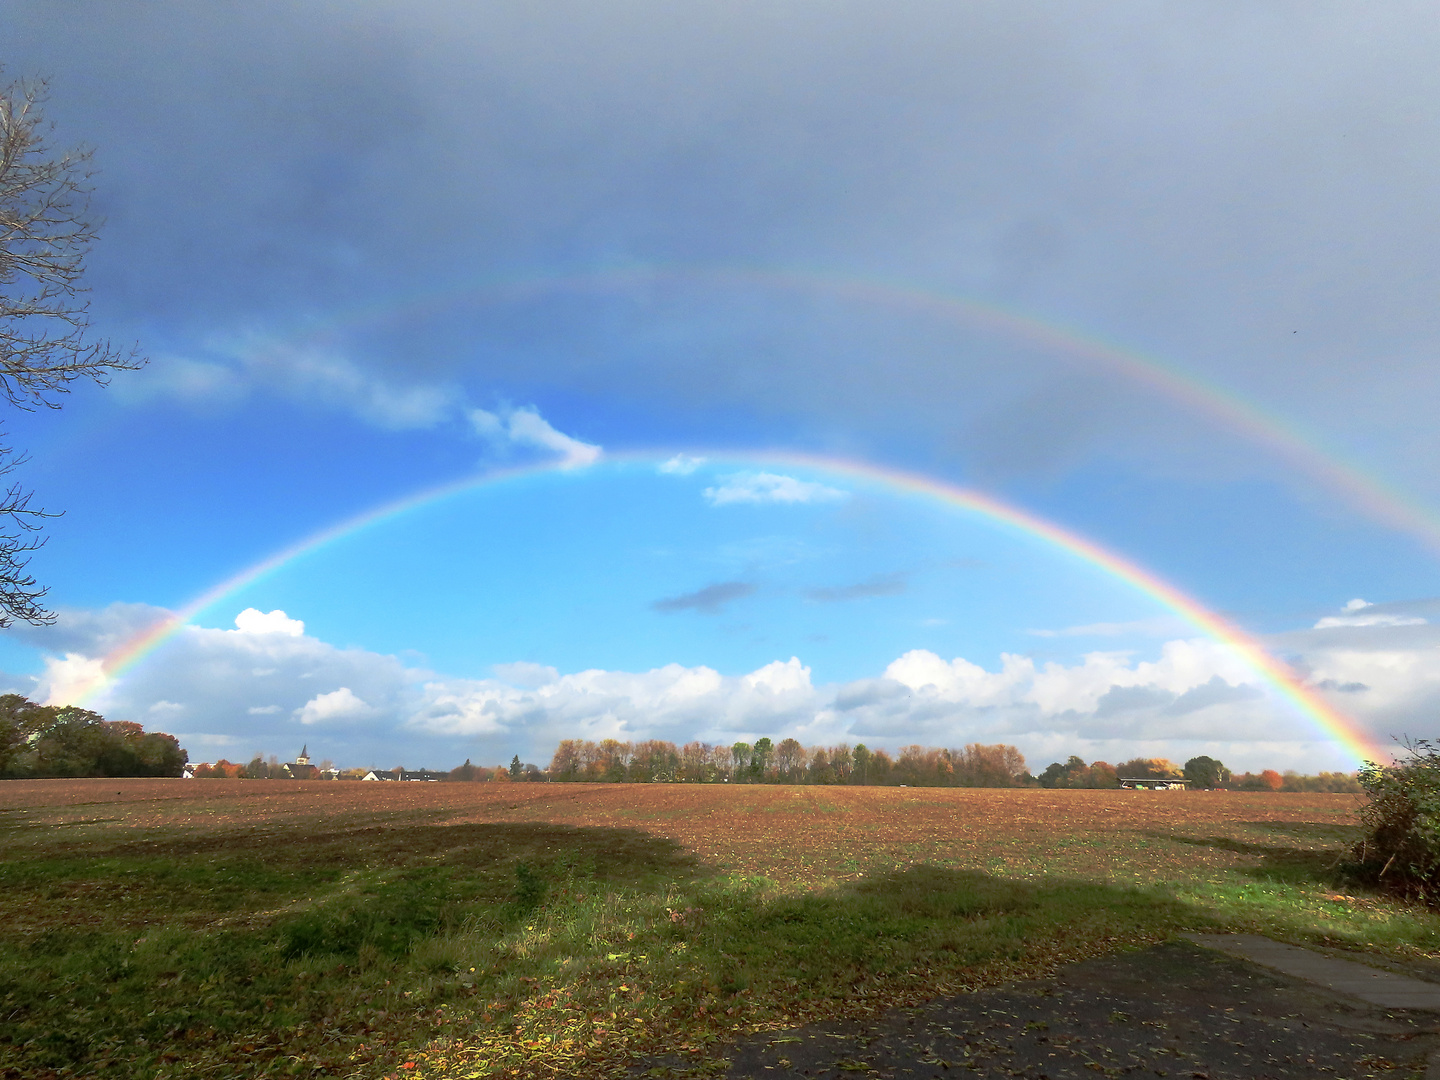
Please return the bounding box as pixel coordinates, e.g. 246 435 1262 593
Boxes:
1355 739 1440 900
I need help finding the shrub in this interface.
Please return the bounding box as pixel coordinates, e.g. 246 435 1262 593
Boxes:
1354 740 1440 901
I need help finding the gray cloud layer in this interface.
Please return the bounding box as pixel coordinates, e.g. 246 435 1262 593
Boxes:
7 1 1440 509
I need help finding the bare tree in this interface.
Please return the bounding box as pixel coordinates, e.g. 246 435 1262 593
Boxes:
0 74 144 625
774 737 806 782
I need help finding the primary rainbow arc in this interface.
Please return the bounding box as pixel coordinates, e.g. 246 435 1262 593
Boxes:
59 450 1387 766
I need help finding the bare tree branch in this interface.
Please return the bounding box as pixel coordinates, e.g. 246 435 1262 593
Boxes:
0 73 146 625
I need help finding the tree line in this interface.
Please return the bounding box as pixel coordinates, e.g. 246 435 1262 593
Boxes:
1038 753 1362 792
0 694 186 778
531 742 1359 791
191 741 1362 792
543 738 1032 786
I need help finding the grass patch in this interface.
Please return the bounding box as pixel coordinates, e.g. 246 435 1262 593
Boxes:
0 821 695 1079
0 821 1193 1079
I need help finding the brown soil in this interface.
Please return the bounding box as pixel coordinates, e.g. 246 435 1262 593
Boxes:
0 779 1363 890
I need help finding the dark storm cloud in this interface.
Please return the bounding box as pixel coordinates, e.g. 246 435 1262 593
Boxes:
651 581 756 615
6 1 1440 501
5 2 428 328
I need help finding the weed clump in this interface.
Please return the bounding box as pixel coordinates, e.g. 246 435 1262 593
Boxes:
1354 739 1440 901
277 868 451 959
513 861 549 912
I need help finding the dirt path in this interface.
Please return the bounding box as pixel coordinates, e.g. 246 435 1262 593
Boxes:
696 940 1440 1079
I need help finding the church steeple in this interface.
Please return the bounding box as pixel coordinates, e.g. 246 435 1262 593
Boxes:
296 745 310 765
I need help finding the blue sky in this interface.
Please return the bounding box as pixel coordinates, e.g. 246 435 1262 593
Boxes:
2 1 1438 773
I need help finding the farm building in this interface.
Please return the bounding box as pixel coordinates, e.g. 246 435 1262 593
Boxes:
1118 777 1189 790
361 767 446 782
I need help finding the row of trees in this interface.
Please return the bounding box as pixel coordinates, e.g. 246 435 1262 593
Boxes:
1037 753 1361 792
239 755 335 779
545 738 1032 787
191 756 336 779
192 757 527 781
1037 755 1221 789
0 694 186 778
452 758 537 782
190 743 1362 793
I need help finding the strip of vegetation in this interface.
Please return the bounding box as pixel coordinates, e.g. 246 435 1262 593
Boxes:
0 695 185 778
194 739 1360 792
1351 739 1440 902
0 815 1205 1080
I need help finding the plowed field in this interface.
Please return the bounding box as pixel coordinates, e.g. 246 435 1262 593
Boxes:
0 777 1364 889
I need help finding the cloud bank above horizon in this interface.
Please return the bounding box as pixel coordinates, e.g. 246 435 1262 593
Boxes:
15 599 1435 773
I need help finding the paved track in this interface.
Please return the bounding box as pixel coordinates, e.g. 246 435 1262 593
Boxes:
637 937 1440 1079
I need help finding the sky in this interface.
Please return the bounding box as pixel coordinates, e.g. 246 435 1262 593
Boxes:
1 1 1438 774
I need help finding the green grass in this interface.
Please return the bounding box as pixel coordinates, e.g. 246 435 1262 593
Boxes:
0 820 1200 1080
2 798 1439 1080
0 822 698 1078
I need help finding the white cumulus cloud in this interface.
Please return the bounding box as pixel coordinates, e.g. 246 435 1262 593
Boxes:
27 602 424 764
469 405 602 467
39 653 107 708
1313 598 1428 630
409 656 816 746
703 471 848 506
22 599 1440 773
658 454 706 475
234 608 305 636
117 344 600 459
118 338 460 431
295 687 375 725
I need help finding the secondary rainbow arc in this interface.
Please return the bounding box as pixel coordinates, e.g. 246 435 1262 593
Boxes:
59 451 1387 766
267 263 1440 556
